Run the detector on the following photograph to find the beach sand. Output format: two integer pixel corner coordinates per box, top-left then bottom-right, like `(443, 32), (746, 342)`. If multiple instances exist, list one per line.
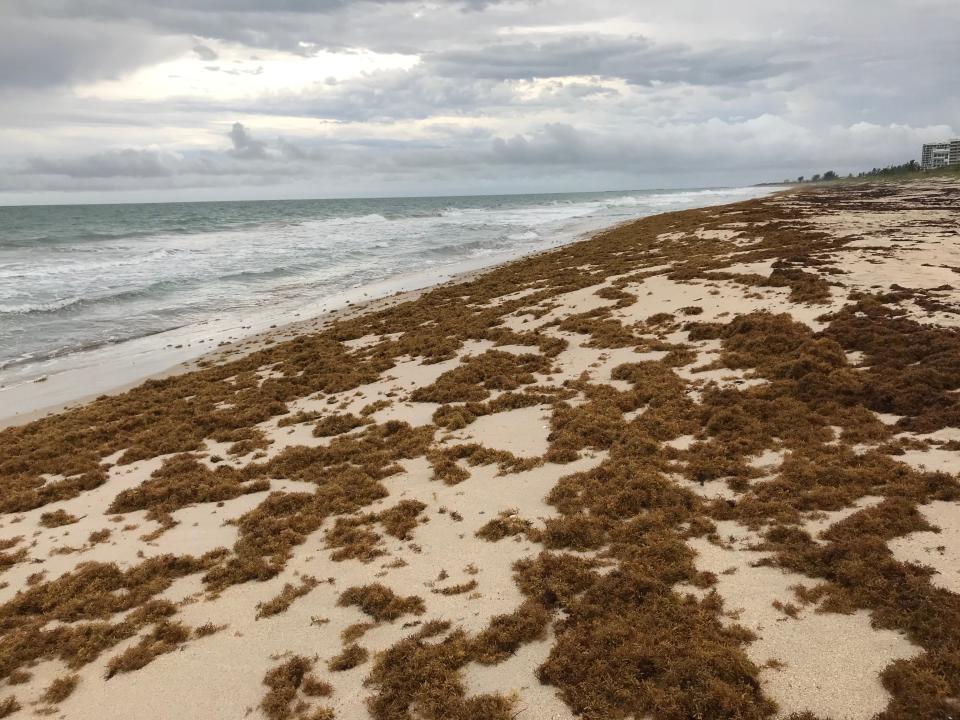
(1, 178), (959, 719)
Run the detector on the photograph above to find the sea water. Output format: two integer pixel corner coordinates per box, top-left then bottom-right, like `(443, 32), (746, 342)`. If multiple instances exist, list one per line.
(0, 186), (778, 401)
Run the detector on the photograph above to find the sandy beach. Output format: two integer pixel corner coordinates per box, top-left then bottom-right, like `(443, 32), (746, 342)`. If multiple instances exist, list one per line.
(1, 178), (959, 720)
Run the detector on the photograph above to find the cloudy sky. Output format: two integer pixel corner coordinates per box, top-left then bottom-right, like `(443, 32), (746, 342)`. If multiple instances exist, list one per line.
(1, 0), (958, 204)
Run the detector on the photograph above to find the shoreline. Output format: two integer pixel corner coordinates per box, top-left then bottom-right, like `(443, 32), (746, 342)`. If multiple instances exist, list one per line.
(0, 273), (435, 429)
(0, 186), (784, 428)
(0, 232), (582, 429)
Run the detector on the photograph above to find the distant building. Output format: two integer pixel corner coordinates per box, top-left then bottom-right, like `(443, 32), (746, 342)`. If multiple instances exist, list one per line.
(921, 139), (960, 170)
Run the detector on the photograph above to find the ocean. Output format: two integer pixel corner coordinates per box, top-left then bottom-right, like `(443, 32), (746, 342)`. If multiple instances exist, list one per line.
(0, 186), (777, 401)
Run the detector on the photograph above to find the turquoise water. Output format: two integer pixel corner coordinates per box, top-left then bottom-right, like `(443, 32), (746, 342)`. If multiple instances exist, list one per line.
(0, 187), (772, 376)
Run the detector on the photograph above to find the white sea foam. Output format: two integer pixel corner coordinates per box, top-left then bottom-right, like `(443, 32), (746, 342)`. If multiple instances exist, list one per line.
(507, 231), (540, 241)
(0, 297), (84, 315)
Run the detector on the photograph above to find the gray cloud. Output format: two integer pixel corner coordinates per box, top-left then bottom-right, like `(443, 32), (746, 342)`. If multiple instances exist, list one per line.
(0, 15), (185, 89)
(14, 136), (305, 192)
(228, 122), (268, 159)
(192, 43), (218, 61)
(278, 137), (324, 161)
(10, 0), (514, 55)
(430, 35), (803, 87)
(1, 0), (958, 203)
(26, 148), (186, 178)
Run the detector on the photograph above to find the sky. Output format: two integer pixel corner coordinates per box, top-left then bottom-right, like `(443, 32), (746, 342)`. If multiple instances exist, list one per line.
(1, 0), (958, 205)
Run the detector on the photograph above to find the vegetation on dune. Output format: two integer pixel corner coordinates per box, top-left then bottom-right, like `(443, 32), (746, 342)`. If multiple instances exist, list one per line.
(792, 160), (960, 184)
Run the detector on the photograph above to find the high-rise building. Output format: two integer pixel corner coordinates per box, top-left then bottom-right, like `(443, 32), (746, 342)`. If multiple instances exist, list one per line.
(921, 139), (960, 170)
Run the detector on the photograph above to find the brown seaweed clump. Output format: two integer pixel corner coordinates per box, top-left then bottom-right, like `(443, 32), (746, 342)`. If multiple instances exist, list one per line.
(41, 674), (79, 704)
(108, 453), (270, 521)
(365, 621), (515, 720)
(377, 500), (427, 540)
(105, 620), (192, 678)
(312, 413), (365, 437)
(262, 655), (334, 720)
(337, 584), (425, 622)
(410, 350), (552, 403)
(324, 499), (428, 561)
(328, 643), (369, 672)
(475, 510), (536, 542)
(0, 554), (222, 681)
(0, 696), (20, 718)
(257, 576), (320, 619)
(38, 509), (78, 528)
